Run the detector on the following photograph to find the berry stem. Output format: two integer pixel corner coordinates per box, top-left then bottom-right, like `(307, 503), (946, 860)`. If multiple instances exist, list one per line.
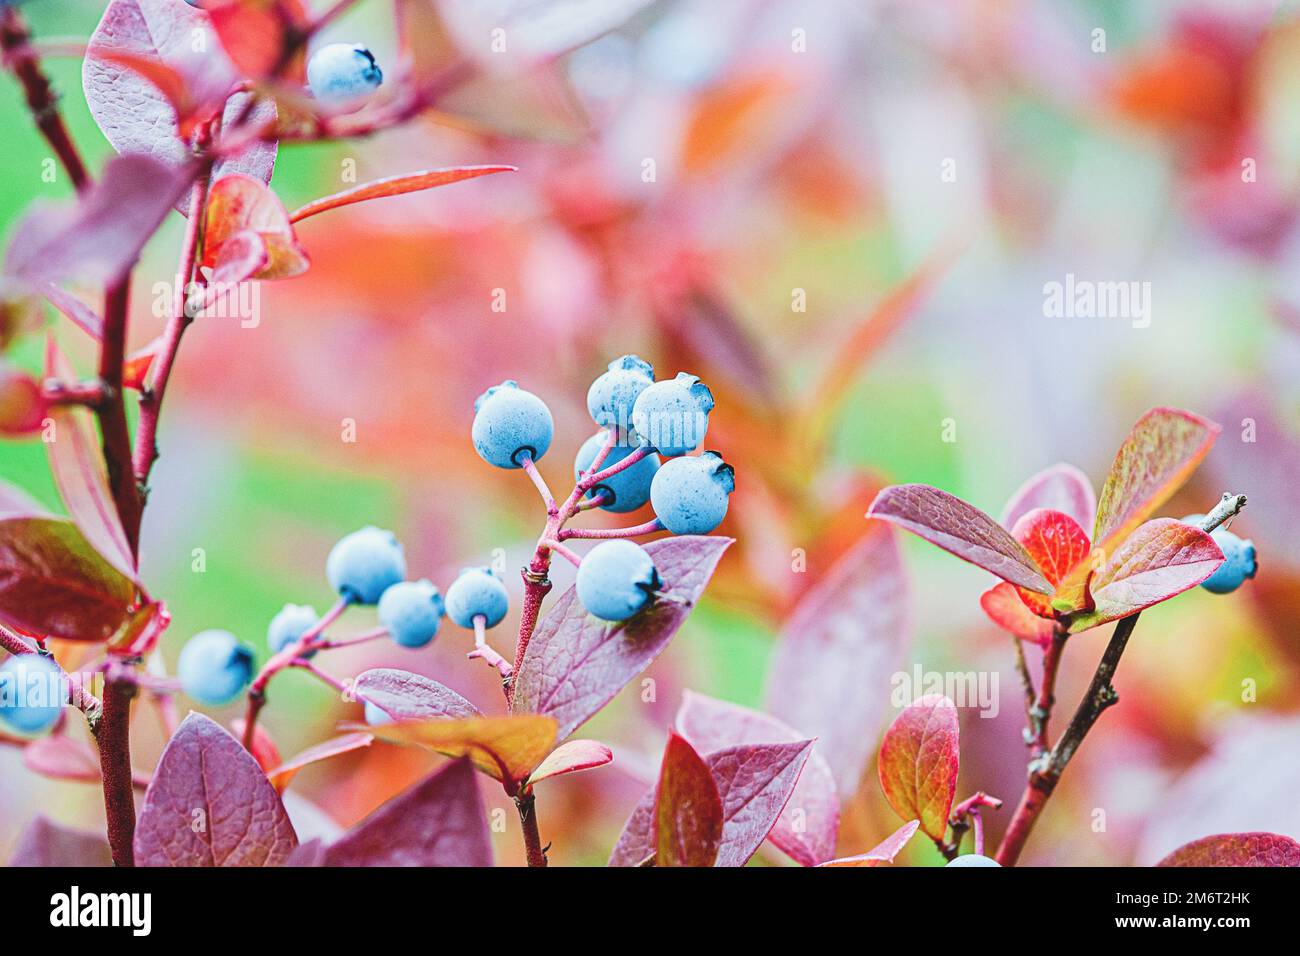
(578, 445), (653, 492)
(519, 456), (557, 516)
(541, 539), (582, 567)
(290, 658), (350, 695)
(312, 626), (388, 650)
(468, 614), (513, 682)
(574, 491), (611, 512)
(559, 518), (664, 541)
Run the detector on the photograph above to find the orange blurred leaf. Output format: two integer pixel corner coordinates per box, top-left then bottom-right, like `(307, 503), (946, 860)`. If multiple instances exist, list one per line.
(267, 732), (373, 793)
(355, 714), (557, 791)
(289, 165), (516, 223)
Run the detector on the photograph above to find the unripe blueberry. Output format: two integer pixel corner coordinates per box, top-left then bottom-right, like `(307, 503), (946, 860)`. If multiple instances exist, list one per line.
(364, 701), (393, 726)
(574, 429), (661, 513)
(575, 540), (660, 622)
(587, 355), (655, 435)
(445, 567), (510, 629)
(267, 603), (319, 654)
(1181, 515), (1258, 595)
(472, 381), (554, 469)
(178, 630), (254, 706)
(0, 655), (66, 736)
(630, 372), (714, 457)
(946, 854), (1001, 867)
(650, 451), (734, 534)
(307, 43), (383, 107)
(326, 526), (406, 604)
(378, 579), (445, 648)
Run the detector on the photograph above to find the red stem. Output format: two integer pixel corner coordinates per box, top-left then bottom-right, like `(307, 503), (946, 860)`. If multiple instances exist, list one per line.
(516, 792), (548, 868)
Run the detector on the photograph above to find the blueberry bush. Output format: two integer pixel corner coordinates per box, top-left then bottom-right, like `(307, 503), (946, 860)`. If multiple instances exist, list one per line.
(0, 0), (1293, 871)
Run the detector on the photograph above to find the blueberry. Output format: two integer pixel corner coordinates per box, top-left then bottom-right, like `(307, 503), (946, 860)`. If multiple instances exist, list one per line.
(307, 43), (383, 107)
(650, 450), (734, 534)
(178, 630), (254, 706)
(574, 429), (661, 513)
(267, 603), (320, 655)
(0, 655), (66, 736)
(445, 567), (510, 628)
(587, 355), (655, 436)
(378, 579), (445, 648)
(364, 701), (393, 726)
(946, 854), (1001, 867)
(326, 526), (406, 604)
(575, 540), (660, 622)
(1201, 529), (1257, 595)
(472, 381), (554, 469)
(630, 372), (713, 457)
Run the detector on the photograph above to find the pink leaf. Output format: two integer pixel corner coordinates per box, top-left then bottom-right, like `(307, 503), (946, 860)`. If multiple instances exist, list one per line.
(322, 759), (492, 867)
(655, 732), (723, 867)
(1001, 463), (1096, 533)
(0, 478), (46, 517)
(868, 484), (1052, 593)
(1157, 832), (1300, 867)
(352, 668), (480, 721)
(764, 526), (910, 795)
(1068, 518), (1224, 633)
(819, 820), (921, 867)
(23, 735), (101, 783)
(289, 166), (518, 223)
(9, 816), (113, 867)
(512, 536), (732, 740)
(134, 712), (298, 866)
(40, 284), (103, 340)
(526, 739), (613, 786)
(268, 733), (374, 793)
(877, 695), (960, 842)
(979, 583), (1056, 645)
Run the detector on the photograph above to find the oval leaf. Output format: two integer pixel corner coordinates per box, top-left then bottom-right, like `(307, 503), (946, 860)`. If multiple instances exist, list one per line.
(134, 712), (298, 866)
(23, 735), (101, 783)
(655, 732), (723, 868)
(512, 536), (732, 740)
(526, 739), (613, 787)
(358, 714), (557, 789)
(1157, 832), (1300, 867)
(1001, 463), (1096, 533)
(352, 668), (480, 720)
(979, 583), (1055, 645)
(819, 819), (921, 867)
(289, 165), (517, 223)
(9, 816), (113, 867)
(878, 694), (960, 842)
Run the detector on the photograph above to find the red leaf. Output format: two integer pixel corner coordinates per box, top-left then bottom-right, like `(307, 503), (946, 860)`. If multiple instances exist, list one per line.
(525, 739), (613, 787)
(106, 600), (170, 656)
(1067, 518), (1224, 633)
(268, 733), (374, 793)
(352, 668), (480, 721)
(1000, 463), (1096, 533)
(0, 516), (136, 642)
(655, 732), (723, 867)
(0, 363), (45, 436)
(9, 816), (113, 867)
(229, 717), (281, 774)
(1011, 509), (1092, 588)
(44, 338), (137, 582)
(868, 484), (1052, 593)
(512, 536), (732, 740)
(134, 712), (298, 866)
(1157, 832), (1300, 867)
(819, 820), (921, 867)
(202, 175), (308, 279)
(979, 583), (1055, 645)
(123, 336), (164, 391)
(359, 714), (557, 789)
(322, 759), (492, 867)
(23, 735), (101, 783)
(289, 166), (517, 223)
(877, 694), (960, 842)
(765, 526), (910, 796)
(203, 0), (310, 83)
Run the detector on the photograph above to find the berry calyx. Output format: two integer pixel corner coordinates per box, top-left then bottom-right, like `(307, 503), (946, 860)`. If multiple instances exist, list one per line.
(472, 380), (555, 469)
(587, 354), (655, 436)
(650, 450), (734, 534)
(575, 539), (660, 622)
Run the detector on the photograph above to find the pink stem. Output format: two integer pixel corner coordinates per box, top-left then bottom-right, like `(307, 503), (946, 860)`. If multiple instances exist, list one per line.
(313, 627), (388, 650)
(467, 614), (513, 684)
(560, 518), (664, 541)
(520, 456), (557, 515)
(542, 539), (582, 567)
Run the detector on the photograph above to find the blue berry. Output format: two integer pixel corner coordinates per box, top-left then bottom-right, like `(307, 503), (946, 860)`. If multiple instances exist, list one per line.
(630, 372), (714, 457)
(178, 630), (254, 706)
(364, 701), (393, 726)
(307, 43), (383, 106)
(472, 381), (554, 469)
(575, 540), (660, 622)
(445, 567), (510, 629)
(574, 430), (661, 513)
(267, 603), (320, 654)
(0, 655), (66, 736)
(650, 451), (734, 534)
(946, 854), (1001, 867)
(326, 526), (406, 604)
(1201, 529), (1257, 594)
(378, 579), (445, 648)
(587, 355), (655, 434)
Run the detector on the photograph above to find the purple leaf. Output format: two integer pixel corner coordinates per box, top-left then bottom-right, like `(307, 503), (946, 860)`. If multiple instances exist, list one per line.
(5, 155), (192, 286)
(281, 839), (327, 867)
(1157, 832), (1300, 867)
(134, 712), (298, 866)
(322, 759), (492, 867)
(1000, 463), (1096, 533)
(654, 732), (723, 867)
(9, 816), (113, 867)
(676, 691), (840, 866)
(40, 285), (103, 340)
(819, 819), (921, 867)
(512, 535), (732, 740)
(526, 739), (613, 786)
(764, 527), (911, 796)
(868, 484), (1052, 593)
(352, 668), (480, 720)
(23, 735), (101, 783)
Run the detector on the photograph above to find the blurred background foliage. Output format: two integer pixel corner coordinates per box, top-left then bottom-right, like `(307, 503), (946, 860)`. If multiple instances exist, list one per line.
(2, 0), (1299, 866)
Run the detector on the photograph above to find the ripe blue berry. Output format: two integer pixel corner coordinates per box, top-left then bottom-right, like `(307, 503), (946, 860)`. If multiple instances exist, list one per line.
(267, 603), (319, 654)
(307, 43), (383, 106)
(1201, 529), (1257, 594)
(0, 655), (66, 736)
(378, 579), (445, 648)
(178, 630), (254, 706)
(472, 381), (554, 469)
(326, 526), (406, 604)
(575, 540), (660, 622)
(587, 355), (655, 434)
(574, 429), (661, 513)
(946, 854), (1001, 867)
(630, 372), (714, 457)
(650, 451), (734, 534)
(445, 567), (510, 629)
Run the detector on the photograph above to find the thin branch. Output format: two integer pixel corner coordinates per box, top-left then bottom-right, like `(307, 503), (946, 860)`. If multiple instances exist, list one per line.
(560, 518), (664, 541)
(520, 456), (557, 516)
